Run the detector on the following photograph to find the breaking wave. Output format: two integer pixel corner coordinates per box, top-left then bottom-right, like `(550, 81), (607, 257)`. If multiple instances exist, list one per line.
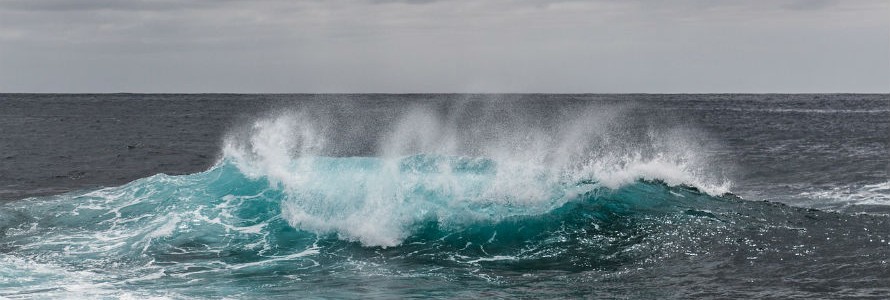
(0, 103), (742, 298)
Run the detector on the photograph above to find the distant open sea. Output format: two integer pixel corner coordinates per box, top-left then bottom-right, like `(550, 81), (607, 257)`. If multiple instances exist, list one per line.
(1, 94), (888, 298)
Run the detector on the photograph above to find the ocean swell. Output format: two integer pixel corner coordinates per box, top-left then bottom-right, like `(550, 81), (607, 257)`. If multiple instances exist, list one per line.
(220, 106), (730, 246)
(0, 104), (742, 298)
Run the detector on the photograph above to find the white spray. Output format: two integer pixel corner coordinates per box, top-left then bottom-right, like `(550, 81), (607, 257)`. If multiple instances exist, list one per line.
(222, 101), (731, 246)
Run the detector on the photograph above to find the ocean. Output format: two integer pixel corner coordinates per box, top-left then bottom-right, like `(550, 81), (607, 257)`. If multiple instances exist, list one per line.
(0, 94), (888, 298)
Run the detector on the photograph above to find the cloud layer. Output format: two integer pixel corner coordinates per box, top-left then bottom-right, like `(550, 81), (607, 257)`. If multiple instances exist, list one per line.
(0, 0), (887, 92)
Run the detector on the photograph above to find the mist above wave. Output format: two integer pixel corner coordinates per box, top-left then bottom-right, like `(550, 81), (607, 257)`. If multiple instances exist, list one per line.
(221, 102), (730, 246)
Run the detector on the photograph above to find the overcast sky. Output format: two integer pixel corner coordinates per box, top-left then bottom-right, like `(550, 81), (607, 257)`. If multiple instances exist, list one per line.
(0, 0), (887, 93)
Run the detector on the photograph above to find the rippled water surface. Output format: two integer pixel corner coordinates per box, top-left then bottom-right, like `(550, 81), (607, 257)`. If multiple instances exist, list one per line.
(0, 94), (888, 298)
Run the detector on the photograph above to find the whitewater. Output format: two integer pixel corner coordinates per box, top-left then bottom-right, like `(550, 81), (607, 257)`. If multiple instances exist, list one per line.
(0, 94), (888, 298)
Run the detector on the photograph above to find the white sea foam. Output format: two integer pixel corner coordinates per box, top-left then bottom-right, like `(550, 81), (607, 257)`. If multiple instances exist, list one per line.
(799, 181), (890, 207)
(0, 254), (155, 299)
(222, 103), (731, 246)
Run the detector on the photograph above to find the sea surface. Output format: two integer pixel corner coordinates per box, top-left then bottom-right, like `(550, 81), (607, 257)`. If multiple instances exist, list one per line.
(0, 94), (888, 298)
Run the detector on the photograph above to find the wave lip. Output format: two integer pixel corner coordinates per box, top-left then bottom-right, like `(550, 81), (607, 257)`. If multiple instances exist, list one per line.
(218, 106), (731, 246)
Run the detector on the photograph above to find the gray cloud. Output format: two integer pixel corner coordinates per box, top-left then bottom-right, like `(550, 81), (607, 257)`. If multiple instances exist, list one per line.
(782, 0), (838, 11)
(0, 0), (887, 92)
(0, 0), (229, 11)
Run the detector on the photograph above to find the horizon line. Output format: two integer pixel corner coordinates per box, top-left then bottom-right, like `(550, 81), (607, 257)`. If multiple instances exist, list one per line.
(2, 92), (888, 95)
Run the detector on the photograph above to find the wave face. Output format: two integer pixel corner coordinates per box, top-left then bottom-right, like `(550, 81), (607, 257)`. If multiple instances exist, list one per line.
(0, 158), (739, 298)
(219, 107), (728, 247)
(2, 103), (887, 298)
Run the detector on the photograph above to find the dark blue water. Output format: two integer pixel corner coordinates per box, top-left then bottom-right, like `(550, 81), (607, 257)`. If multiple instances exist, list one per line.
(0, 94), (888, 298)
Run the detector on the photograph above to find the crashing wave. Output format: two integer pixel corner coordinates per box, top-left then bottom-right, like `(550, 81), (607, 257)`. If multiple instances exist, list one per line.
(0, 103), (742, 297)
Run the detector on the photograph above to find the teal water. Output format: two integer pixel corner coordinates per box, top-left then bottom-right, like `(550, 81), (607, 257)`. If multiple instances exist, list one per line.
(0, 155), (736, 298)
(3, 155), (887, 298)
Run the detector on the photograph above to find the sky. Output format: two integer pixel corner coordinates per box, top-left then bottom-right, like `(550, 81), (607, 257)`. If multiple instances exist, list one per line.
(0, 0), (887, 93)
